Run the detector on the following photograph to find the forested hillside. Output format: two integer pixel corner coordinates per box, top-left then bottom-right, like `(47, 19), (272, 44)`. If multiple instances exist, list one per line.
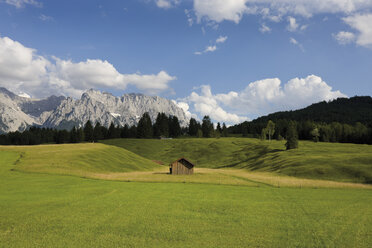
(230, 96), (372, 144)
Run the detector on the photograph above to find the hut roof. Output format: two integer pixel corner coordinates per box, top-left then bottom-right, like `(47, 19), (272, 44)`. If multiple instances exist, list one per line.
(171, 157), (195, 168)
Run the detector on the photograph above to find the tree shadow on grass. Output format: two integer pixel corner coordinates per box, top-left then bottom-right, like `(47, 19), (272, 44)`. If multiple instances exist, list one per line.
(217, 145), (286, 171)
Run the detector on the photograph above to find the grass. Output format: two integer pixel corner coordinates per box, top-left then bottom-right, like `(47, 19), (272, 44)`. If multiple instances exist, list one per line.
(103, 138), (372, 184)
(0, 150), (371, 247)
(1, 141), (371, 189)
(0, 143), (161, 178)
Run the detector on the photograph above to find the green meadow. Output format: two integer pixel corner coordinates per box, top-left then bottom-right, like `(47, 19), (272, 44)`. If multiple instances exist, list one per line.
(1, 138), (372, 247)
(103, 138), (372, 184)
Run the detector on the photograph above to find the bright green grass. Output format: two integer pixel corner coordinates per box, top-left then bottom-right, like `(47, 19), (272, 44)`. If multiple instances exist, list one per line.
(102, 138), (372, 184)
(0, 143), (160, 177)
(0, 150), (371, 247)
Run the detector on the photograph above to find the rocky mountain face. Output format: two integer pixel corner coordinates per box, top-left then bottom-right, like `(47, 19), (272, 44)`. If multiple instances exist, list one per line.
(0, 88), (188, 133)
(0, 87), (66, 133)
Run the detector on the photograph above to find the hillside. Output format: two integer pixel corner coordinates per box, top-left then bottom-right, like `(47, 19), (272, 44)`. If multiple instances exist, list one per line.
(0, 143), (161, 177)
(102, 138), (372, 184)
(252, 96), (372, 125)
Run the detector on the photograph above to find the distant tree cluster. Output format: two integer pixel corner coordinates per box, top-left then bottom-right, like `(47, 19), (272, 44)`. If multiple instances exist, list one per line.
(0, 113), (229, 146)
(188, 116), (228, 138)
(230, 119), (372, 145)
(228, 96), (372, 145)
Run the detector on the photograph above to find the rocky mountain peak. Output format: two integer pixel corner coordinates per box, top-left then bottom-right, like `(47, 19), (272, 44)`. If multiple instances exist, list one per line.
(0, 87), (189, 133)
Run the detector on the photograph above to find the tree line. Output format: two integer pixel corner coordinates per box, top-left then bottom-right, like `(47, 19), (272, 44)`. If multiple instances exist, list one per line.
(0, 113), (228, 146)
(230, 119), (372, 145)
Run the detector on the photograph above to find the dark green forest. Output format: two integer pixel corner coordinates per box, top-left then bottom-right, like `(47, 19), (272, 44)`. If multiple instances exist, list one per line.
(229, 96), (372, 144)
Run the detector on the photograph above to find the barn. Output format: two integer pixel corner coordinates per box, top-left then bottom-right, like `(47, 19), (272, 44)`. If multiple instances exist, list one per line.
(169, 158), (195, 175)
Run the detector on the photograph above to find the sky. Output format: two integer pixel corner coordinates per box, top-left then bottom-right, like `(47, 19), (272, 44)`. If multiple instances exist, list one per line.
(0, 0), (372, 124)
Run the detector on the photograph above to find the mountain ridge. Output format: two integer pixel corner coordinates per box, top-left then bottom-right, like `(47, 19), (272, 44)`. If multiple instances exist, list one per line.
(0, 88), (188, 133)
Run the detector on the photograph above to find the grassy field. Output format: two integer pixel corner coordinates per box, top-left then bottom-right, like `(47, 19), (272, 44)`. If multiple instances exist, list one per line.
(0, 149), (371, 247)
(0, 139), (371, 247)
(103, 138), (372, 184)
(0, 143), (161, 178)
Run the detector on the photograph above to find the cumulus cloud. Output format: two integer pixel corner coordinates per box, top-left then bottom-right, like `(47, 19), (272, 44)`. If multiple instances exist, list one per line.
(184, 85), (248, 124)
(334, 31), (356, 45)
(287, 16), (299, 32)
(0, 36), (176, 98)
(194, 0), (252, 24)
(193, 0), (372, 23)
(155, 0), (179, 9)
(3, 0), (41, 8)
(172, 100), (195, 119)
(342, 13), (372, 48)
(184, 75), (346, 124)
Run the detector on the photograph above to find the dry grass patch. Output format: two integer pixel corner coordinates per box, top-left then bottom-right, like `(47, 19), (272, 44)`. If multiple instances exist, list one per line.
(78, 167), (372, 189)
(86, 167), (259, 187)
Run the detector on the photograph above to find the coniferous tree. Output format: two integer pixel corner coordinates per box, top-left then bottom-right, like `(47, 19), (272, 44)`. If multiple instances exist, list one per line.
(196, 129), (203, 138)
(77, 127), (84, 142)
(169, 116), (181, 137)
(129, 125), (137, 138)
(121, 124), (129, 138)
(108, 122), (119, 139)
(188, 118), (200, 136)
(137, 112), (153, 138)
(69, 126), (78, 143)
(222, 123), (228, 137)
(201, 116), (214, 138)
(285, 122), (299, 150)
(216, 122), (222, 134)
(93, 122), (104, 142)
(154, 113), (169, 137)
(84, 120), (94, 142)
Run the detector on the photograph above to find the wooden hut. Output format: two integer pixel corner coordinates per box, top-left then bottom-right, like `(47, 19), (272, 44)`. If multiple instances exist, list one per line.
(169, 157), (195, 175)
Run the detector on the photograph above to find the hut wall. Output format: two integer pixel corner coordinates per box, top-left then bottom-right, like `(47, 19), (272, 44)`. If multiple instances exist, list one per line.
(171, 161), (193, 175)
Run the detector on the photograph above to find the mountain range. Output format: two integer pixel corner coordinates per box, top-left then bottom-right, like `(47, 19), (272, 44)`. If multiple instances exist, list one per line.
(0, 87), (188, 134)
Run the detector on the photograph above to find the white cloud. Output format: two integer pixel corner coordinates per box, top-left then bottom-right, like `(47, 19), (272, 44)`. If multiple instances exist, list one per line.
(289, 37), (298, 45)
(216, 36), (228, 43)
(0, 36), (176, 98)
(185, 75), (346, 124)
(205, 45), (217, 52)
(195, 45), (217, 55)
(185, 9), (194, 26)
(287, 16), (299, 32)
(195, 36), (227, 55)
(155, 0), (179, 9)
(193, 0), (372, 24)
(289, 37), (304, 51)
(185, 85), (248, 124)
(334, 31), (356, 44)
(343, 13), (372, 48)
(4, 0), (41, 8)
(194, 0), (252, 24)
(259, 23), (271, 33)
(39, 14), (53, 21)
(172, 100), (195, 119)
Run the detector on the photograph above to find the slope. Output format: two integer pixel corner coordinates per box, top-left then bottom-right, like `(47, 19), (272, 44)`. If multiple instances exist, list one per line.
(102, 138), (372, 184)
(0, 143), (161, 178)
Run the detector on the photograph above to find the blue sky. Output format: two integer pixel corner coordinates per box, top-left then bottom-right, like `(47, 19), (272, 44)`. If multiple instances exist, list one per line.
(0, 0), (372, 123)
